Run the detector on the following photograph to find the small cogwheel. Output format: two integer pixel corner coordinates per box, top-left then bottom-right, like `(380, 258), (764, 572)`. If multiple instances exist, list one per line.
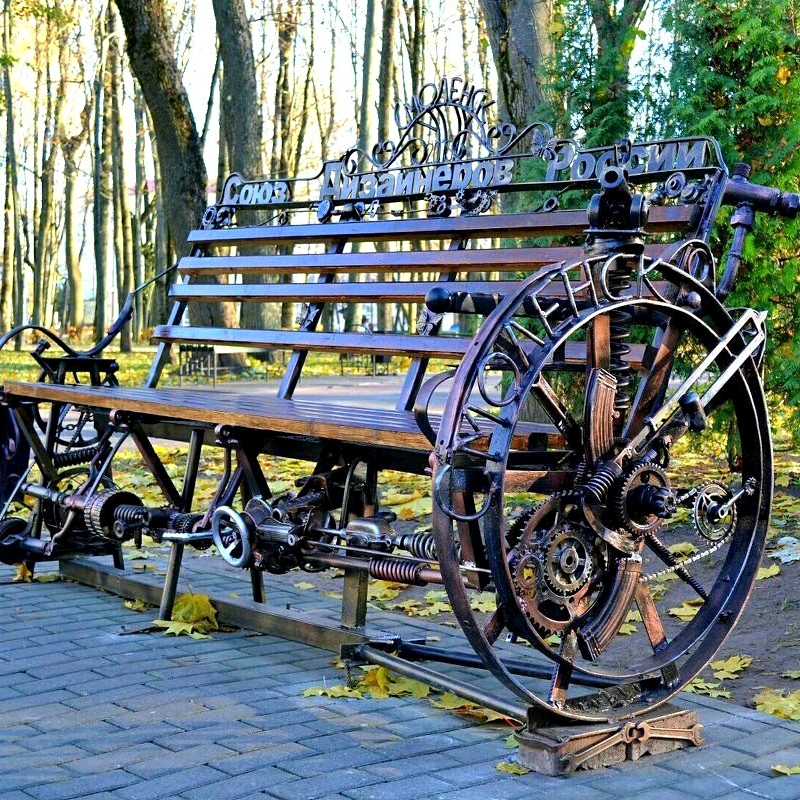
(614, 461), (674, 536)
(692, 482), (736, 542)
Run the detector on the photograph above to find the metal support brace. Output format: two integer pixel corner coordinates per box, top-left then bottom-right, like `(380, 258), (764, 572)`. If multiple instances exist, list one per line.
(341, 568), (369, 629)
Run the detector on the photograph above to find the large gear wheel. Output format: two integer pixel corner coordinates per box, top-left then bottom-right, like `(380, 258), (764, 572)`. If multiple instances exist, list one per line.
(84, 490), (143, 539)
(510, 495), (606, 638)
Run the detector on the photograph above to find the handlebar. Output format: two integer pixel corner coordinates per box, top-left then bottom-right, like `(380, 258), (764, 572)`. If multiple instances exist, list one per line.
(722, 163), (800, 218)
(717, 164), (799, 299)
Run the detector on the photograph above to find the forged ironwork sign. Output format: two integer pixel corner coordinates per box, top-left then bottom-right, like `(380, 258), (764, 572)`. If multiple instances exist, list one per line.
(215, 75), (725, 218)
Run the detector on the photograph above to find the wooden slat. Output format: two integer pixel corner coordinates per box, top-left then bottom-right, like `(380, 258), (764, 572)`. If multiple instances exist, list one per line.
(153, 327), (473, 359)
(177, 246), (587, 276)
(169, 281), (520, 304)
(152, 326), (647, 369)
(186, 205), (696, 249)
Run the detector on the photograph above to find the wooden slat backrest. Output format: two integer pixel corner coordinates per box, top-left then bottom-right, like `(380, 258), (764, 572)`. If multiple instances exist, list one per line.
(148, 108), (729, 416)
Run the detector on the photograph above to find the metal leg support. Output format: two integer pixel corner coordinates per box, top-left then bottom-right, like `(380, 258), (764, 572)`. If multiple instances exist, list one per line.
(341, 568), (368, 629)
(159, 541), (184, 620)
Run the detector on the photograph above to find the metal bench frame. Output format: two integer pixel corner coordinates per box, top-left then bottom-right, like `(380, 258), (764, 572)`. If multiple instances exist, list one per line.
(2, 76), (798, 729)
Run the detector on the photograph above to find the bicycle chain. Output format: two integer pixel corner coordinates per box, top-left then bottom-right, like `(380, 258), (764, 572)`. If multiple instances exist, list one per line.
(639, 529), (733, 583)
(640, 479), (736, 583)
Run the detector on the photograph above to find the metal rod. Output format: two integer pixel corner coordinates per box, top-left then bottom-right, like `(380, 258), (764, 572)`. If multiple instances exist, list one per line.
(358, 644), (528, 722)
(396, 642), (620, 688)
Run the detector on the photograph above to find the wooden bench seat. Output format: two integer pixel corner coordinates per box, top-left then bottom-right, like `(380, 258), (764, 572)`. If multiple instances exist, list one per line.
(4, 380), (562, 454)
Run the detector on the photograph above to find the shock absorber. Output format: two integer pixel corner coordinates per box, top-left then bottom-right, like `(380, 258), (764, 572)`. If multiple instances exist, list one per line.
(607, 263), (634, 423)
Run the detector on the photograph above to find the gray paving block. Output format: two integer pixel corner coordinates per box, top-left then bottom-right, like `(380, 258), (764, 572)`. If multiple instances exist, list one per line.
(69, 722), (185, 754)
(211, 723), (322, 753)
(728, 730), (800, 758)
(742, 747), (800, 777)
(208, 742), (317, 775)
(0, 744), (88, 772)
(0, 765), (75, 794)
(114, 765), (229, 800)
(266, 768), (377, 800)
(151, 721), (262, 752)
(177, 766), (294, 800)
(593, 763), (682, 793)
(343, 774), (456, 800)
(657, 765), (768, 797)
(745, 776), (800, 799)
(60, 742), (170, 776)
(364, 732), (463, 760)
(281, 745), (387, 778)
(362, 752), (464, 780)
(172, 703), (264, 730)
(24, 768), (138, 800)
(123, 743), (239, 779)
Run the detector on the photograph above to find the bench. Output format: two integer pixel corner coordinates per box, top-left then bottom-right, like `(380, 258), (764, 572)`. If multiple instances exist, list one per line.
(2, 77), (798, 729)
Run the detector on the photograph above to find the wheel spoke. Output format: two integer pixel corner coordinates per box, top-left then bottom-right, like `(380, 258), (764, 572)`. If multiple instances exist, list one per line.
(623, 321), (682, 439)
(587, 313), (611, 373)
(549, 631), (578, 708)
(635, 583), (680, 686)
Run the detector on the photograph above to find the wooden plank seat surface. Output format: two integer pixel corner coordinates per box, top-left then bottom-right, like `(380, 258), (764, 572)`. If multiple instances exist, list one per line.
(3, 380), (559, 452)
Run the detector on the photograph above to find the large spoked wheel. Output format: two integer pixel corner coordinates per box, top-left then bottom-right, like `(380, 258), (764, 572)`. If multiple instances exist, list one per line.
(432, 252), (771, 723)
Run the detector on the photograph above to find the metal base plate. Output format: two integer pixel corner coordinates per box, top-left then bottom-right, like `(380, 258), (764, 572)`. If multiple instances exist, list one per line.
(515, 703), (703, 776)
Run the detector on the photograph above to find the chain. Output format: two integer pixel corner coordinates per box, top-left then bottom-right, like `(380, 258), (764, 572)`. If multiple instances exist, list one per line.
(640, 478), (739, 583)
(639, 529), (733, 583)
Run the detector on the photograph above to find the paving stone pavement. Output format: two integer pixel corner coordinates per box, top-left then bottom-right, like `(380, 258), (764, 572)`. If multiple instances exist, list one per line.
(2, 555), (800, 800)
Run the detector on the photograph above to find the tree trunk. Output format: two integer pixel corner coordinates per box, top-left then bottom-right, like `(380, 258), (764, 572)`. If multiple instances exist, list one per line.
(212, 0), (262, 175)
(2, 0), (22, 335)
(113, 0), (234, 333)
(93, 19), (112, 340)
(584, 0), (647, 144)
(112, 0), (206, 248)
(478, 0), (553, 127)
(110, 10), (134, 351)
(213, 0), (269, 344)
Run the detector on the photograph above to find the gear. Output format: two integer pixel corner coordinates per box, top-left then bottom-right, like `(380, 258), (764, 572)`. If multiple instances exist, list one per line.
(173, 512), (211, 550)
(509, 494), (606, 638)
(692, 481), (736, 541)
(84, 490), (143, 539)
(614, 461), (674, 537)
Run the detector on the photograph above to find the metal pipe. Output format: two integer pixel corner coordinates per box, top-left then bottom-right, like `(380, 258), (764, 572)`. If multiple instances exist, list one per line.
(357, 644), (528, 722)
(396, 642), (620, 689)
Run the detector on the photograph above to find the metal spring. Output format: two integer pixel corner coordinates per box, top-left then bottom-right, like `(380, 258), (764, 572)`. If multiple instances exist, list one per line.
(52, 445), (101, 468)
(113, 504), (148, 523)
(368, 557), (426, 586)
(607, 266), (633, 420)
(395, 532), (438, 561)
(583, 462), (623, 505)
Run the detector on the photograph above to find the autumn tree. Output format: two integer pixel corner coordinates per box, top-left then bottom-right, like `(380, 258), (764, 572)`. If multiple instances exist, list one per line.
(113, 0), (237, 337)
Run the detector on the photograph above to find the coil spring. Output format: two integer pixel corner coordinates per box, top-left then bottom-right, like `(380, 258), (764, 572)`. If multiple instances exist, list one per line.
(52, 445), (101, 469)
(368, 557), (426, 586)
(583, 461), (623, 505)
(607, 265), (633, 420)
(113, 504), (148, 523)
(395, 532), (438, 561)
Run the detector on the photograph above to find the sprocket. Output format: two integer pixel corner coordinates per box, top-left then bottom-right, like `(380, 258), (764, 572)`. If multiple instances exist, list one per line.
(509, 494), (606, 637)
(613, 461), (675, 537)
(692, 481), (736, 542)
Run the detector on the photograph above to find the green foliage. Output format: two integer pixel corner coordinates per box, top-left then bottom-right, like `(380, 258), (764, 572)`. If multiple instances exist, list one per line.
(664, 0), (800, 440)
